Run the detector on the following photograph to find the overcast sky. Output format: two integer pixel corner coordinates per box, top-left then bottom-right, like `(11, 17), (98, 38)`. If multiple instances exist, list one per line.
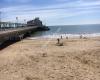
(0, 0), (100, 25)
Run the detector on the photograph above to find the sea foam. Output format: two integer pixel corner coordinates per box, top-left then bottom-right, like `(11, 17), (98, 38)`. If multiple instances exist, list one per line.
(29, 33), (100, 39)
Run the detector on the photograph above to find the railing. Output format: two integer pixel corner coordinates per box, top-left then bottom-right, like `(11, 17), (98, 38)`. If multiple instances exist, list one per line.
(0, 26), (38, 34)
(0, 26), (26, 31)
(0, 22), (40, 32)
(0, 22), (27, 31)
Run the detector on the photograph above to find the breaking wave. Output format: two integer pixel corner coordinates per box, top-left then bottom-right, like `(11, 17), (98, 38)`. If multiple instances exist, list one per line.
(29, 33), (100, 39)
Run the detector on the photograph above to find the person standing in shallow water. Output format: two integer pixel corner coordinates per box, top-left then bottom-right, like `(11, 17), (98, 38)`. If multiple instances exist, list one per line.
(80, 35), (83, 39)
(61, 36), (63, 39)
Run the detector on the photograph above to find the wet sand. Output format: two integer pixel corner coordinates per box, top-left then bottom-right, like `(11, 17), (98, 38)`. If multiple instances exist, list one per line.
(0, 38), (100, 80)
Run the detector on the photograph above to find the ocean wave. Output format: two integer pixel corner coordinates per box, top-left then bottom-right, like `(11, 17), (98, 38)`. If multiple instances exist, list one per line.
(29, 33), (100, 39)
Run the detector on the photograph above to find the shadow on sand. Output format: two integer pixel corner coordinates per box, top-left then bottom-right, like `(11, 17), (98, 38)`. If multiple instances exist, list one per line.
(0, 40), (20, 50)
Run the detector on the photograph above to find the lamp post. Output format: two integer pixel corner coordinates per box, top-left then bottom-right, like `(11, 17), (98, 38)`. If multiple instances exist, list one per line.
(0, 11), (1, 28)
(16, 17), (18, 28)
(24, 19), (26, 27)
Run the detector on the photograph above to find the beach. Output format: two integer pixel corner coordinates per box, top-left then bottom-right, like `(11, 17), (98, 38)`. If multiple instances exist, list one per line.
(0, 37), (100, 80)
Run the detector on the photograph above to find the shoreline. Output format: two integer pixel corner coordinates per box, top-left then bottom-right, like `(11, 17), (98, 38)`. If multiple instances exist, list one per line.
(29, 35), (100, 40)
(30, 32), (100, 39)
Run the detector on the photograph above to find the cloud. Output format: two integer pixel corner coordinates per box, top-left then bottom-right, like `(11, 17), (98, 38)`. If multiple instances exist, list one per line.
(4, 0), (32, 3)
(1, 0), (100, 25)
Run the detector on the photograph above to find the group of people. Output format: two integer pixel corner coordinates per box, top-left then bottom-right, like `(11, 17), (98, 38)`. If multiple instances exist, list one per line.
(56, 35), (87, 46)
(56, 36), (66, 46)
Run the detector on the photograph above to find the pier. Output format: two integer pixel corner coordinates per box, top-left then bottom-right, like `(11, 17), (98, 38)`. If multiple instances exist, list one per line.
(0, 18), (50, 47)
(0, 25), (38, 45)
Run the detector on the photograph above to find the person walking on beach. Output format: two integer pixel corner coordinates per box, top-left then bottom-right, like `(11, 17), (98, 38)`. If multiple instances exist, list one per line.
(80, 35), (83, 39)
(66, 36), (68, 39)
(57, 38), (60, 44)
(56, 38), (64, 46)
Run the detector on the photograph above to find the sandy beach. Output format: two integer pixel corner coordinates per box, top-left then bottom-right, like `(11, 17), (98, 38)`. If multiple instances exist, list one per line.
(0, 37), (100, 80)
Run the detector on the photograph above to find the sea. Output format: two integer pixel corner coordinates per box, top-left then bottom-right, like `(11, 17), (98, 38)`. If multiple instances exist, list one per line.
(30, 24), (100, 39)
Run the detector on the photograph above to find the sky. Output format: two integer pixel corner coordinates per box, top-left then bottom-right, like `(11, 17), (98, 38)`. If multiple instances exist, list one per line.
(0, 0), (100, 25)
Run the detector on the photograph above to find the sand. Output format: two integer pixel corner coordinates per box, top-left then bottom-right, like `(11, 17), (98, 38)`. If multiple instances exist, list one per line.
(0, 38), (100, 80)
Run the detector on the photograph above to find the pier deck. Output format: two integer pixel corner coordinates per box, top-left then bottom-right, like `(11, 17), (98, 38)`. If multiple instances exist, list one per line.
(0, 26), (38, 45)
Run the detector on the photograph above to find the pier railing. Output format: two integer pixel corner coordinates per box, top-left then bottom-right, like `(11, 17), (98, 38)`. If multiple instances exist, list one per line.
(0, 22), (26, 31)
